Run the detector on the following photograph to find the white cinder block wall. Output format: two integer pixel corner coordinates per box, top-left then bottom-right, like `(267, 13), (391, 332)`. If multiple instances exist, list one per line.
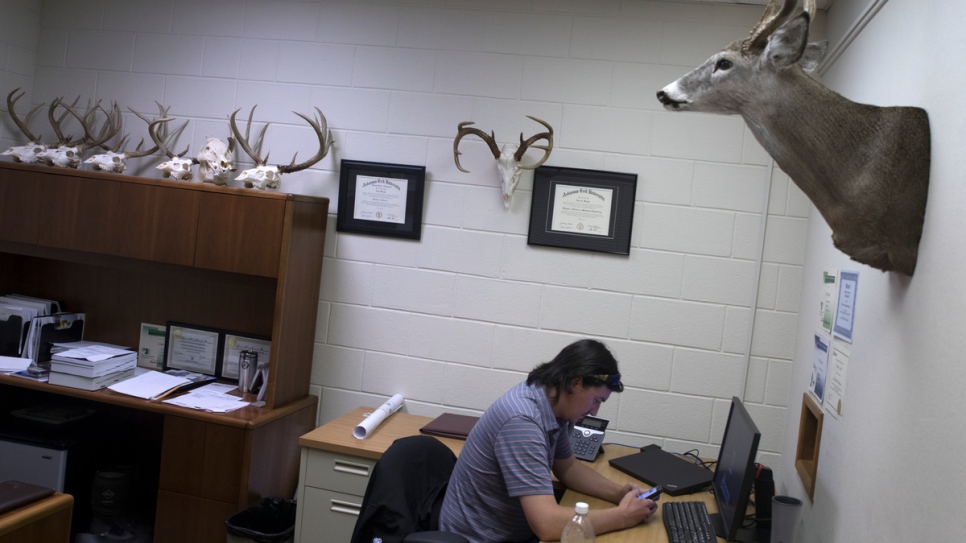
(0, 0), (40, 139)
(0, 0), (823, 484)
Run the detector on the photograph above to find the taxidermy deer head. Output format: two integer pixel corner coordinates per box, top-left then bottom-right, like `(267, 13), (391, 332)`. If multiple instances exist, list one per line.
(453, 116), (554, 209)
(657, 0), (930, 276)
(3, 89), (47, 164)
(229, 105), (333, 190)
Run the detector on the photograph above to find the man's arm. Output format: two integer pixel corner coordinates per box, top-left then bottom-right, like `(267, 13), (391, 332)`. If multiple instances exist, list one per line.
(517, 457), (656, 541)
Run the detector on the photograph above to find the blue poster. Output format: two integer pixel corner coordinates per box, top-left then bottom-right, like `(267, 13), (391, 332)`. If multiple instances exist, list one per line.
(833, 270), (859, 343)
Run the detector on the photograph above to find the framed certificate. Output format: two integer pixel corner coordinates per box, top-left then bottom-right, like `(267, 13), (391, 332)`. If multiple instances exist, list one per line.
(219, 332), (271, 381)
(162, 322), (222, 377)
(528, 166), (637, 254)
(336, 160), (426, 240)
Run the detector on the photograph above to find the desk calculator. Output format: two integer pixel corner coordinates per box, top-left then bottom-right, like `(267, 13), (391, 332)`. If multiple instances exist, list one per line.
(571, 415), (608, 461)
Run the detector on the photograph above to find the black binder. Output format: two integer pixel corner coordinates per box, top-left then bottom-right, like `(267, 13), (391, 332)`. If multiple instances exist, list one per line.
(0, 314), (25, 357)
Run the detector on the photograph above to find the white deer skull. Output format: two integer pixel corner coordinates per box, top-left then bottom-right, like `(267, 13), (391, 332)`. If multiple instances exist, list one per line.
(157, 156), (195, 180)
(84, 151), (126, 173)
(196, 137), (235, 185)
(453, 116), (554, 209)
(229, 105), (333, 191)
(145, 117), (198, 181)
(39, 145), (82, 168)
(42, 98), (122, 169)
(3, 89), (47, 164)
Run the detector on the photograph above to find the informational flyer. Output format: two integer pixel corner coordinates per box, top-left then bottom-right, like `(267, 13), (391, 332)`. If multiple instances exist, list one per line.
(353, 175), (408, 224)
(809, 332), (830, 403)
(551, 184), (613, 237)
(833, 270), (859, 343)
(825, 342), (851, 419)
(819, 269), (838, 334)
(138, 323), (167, 370)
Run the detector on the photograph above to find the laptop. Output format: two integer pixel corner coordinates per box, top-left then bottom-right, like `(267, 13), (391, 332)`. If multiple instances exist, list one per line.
(608, 444), (713, 496)
(0, 480), (55, 515)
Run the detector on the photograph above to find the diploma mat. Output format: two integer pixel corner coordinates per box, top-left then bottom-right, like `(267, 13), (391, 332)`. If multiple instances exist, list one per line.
(0, 480), (55, 515)
(608, 444), (712, 496)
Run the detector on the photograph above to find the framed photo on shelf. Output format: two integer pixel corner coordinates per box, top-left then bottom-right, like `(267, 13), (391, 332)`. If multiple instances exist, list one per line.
(162, 322), (222, 377)
(336, 159), (426, 240)
(219, 332), (271, 381)
(527, 166), (638, 255)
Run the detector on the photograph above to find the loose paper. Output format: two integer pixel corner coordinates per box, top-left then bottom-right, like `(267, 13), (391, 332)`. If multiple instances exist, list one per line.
(108, 370), (189, 400)
(353, 394), (404, 439)
(809, 332), (830, 403)
(825, 343), (851, 419)
(833, 270), (859, 343)
(819, 269), (838, 334)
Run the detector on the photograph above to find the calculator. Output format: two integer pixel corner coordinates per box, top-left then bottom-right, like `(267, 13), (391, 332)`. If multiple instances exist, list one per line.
(571, 415), (609, 461)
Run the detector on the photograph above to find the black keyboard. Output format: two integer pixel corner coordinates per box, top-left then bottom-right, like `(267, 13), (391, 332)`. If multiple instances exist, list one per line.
(662, 501), (716, 543)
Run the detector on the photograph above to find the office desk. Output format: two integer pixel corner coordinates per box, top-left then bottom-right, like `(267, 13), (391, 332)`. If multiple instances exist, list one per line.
(0, 492), (73, 543)
(294, 407), (466, 543)
(553, 445), (717, 543)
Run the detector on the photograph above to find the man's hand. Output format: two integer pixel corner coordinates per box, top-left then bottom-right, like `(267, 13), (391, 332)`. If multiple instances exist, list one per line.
(616, 489), (658, 526)
(614, 482), (642, 504)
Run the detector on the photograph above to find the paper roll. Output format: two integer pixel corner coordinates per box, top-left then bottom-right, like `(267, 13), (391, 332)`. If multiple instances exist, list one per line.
(353, 394), (405, 439)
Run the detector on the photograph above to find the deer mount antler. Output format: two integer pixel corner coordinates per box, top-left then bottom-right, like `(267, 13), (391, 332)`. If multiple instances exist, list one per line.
(2, 89), (46, 164)
(453, 116), (554, 209)
(83, 103), (170, 174)
(145, 115), (196, 181)
(40, 97), (121, 168)
(229, 105), (334, 190)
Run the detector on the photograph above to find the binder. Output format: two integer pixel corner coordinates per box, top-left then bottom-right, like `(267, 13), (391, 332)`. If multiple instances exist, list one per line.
(419, 413), (480, 440)
(25, 313), (85, 364)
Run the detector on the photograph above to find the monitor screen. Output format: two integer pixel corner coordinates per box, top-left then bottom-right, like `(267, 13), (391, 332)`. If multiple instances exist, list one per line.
(711, 397), (762, 542)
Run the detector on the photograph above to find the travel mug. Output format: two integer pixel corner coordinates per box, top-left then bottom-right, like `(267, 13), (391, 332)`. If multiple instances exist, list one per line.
(238, 350), (258, 392)
(770, 496), (803, 543)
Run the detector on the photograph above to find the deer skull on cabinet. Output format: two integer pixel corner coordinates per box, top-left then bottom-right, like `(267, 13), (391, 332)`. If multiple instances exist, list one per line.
(2, 89), (48, 164)
(453, 116), (554, 209)
(196, 136), (236, 185)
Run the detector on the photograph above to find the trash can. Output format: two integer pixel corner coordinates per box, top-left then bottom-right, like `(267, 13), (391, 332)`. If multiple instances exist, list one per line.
(225, 497), (297, 543)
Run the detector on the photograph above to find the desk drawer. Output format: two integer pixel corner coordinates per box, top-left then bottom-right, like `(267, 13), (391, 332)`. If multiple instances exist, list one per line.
(304, 450), (376, 496)
(299, 487), (363, 543)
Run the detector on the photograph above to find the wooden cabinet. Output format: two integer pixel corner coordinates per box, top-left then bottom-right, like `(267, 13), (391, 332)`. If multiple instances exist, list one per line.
(0, 161), (329, 542)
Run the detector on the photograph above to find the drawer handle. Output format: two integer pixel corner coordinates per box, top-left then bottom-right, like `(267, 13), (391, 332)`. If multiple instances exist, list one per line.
(333, 460), (370, 477)
(330, 499), (361, 516)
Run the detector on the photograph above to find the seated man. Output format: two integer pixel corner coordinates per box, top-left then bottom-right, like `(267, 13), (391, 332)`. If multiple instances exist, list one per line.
(439, 339), (657, 543)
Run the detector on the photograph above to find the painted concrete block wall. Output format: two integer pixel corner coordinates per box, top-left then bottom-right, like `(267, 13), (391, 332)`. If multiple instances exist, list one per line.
(0, 0), (40, 143)
(0, 0), (819, 481)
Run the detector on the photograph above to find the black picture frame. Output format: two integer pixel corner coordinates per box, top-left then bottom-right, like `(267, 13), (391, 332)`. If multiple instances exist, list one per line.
(528, 166), (638, 255)
(162, 322), (223, 377)
(336, 160), (426, 240)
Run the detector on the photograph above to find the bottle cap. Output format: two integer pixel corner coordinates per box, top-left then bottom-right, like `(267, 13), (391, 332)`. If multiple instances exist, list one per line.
(575, 502), (589, 515)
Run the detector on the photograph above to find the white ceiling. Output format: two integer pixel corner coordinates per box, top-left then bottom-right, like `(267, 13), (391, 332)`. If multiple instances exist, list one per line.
(660, 0), (835, 9)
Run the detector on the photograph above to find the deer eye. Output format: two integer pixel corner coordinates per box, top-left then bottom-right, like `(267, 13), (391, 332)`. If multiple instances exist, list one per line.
(714, 58), (733, 72)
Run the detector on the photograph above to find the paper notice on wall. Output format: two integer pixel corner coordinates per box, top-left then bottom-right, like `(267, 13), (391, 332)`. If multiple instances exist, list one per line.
(809, 332), (830, 404)
(819, 269), (838, 334)
(825, 342), (851, 419)
(353, 394), (405, 439)
(833, 270), (859, 343)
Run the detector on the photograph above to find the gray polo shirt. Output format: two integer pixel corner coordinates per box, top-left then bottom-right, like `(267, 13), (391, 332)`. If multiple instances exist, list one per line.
(439, 382), (573, 543)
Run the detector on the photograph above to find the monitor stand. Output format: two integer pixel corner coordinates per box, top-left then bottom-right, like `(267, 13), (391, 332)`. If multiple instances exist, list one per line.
(708, 513), (770, 543)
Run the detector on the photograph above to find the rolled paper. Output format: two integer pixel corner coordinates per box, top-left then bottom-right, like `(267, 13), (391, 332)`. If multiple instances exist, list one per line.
(353, 394), (405, 439)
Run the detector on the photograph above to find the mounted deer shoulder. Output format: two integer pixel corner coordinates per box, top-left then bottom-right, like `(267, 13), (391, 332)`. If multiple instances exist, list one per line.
(657, 0), (930, 276)
(453, 116), (554, 209)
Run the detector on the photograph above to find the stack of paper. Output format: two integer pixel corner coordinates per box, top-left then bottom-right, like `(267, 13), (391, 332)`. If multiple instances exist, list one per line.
(48, 343), (137, 391)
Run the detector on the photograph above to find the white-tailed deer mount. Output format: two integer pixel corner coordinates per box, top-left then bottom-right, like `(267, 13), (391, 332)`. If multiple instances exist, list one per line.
(83, 103), (168, 173)
(657, 0), (930, 276)
(229, 105), (333, 190)
(453, 116), (554, 209)
(196, 136), (236, 185)
(3, 89), (47, 164)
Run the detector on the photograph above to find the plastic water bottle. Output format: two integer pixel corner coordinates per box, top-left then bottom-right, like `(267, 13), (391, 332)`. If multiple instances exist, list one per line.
(561, 502), (595, 543)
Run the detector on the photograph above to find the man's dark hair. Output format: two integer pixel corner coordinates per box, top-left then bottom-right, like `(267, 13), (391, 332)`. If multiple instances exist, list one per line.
(526, 339), (623, 403)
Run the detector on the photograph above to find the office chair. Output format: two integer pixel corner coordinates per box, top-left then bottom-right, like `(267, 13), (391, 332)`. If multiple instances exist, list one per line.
(350, 435), (470, 543)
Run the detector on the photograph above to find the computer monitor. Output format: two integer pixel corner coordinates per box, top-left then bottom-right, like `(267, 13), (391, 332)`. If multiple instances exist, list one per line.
(709, 397), (762, 543)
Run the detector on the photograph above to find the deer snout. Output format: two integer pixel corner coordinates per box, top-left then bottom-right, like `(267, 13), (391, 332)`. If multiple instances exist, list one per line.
(657, 89), (685, 110)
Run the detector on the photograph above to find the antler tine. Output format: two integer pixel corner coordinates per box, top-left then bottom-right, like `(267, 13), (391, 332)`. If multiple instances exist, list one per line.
(514, 116), (554, 170)
(6, 88), (44, 143)
(147, 118), (189, 159)
(229, 106), (268, 167)
(64, 100), (121, 152)
(803, 0), (816, 20)
(277, 107), (335, 175)
(742, 0), (797, 53)
(124, 103), (171, 158)
(453, 121), (501, 173)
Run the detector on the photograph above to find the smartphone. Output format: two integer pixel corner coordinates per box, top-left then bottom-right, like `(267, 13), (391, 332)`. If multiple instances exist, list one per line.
(637, 485), (662, 500)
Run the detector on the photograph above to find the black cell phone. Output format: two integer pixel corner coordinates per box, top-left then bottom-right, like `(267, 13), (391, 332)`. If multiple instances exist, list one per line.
(638, 485), (662, 500)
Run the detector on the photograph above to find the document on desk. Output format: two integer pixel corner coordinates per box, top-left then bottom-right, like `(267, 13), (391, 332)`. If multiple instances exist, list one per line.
(162, 385), (249, 413)
(0, 355), (31, 374)
(108, 370), (190, 399)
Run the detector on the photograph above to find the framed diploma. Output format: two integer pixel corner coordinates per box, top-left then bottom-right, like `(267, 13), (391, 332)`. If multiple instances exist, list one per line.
(336, 160), (426, 240)
(162, 322), (222, 377)
(528, 166), (637, 254)
(219, 332), (271, 381)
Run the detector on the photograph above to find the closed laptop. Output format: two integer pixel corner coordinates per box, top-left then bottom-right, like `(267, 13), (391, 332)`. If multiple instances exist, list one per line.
(0, 480), (55, 515)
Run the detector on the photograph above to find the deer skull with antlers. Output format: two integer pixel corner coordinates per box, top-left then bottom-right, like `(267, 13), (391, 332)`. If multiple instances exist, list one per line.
(83, 103), (169, 173)
(2, 89), (47, 164)
(40, 98), (121, 169)
(196, 136), (236, 185)
(657, 0), (930, 275)
(145, 115), (197, 181)
(453, 116), (554, 209)
(229, 105), (333, 190)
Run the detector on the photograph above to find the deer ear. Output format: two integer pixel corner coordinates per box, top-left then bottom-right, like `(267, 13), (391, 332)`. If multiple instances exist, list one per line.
(799, 40), (829, 73)
(763, 12), (810, 70)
